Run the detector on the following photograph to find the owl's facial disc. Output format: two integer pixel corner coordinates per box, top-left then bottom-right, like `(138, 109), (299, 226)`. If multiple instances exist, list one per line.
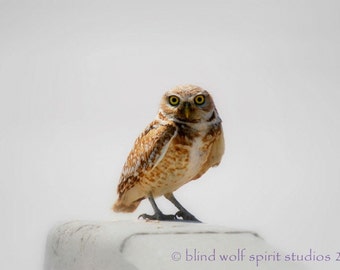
(161, 85), (215, 123)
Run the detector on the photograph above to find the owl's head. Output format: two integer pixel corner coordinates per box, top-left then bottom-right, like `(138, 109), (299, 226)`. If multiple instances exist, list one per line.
(159, 85), (217, 123)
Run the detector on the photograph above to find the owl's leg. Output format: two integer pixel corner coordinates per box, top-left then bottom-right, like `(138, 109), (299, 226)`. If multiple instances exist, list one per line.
(164, 193), (201, 223)
(139, 196), (177, 221)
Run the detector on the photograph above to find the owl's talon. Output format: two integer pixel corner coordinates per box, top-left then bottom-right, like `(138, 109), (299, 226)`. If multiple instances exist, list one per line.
(176, 210), (202, 223)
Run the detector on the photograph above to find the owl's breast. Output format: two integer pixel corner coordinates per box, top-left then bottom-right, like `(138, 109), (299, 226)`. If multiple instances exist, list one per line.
(141, 131), (212, 196)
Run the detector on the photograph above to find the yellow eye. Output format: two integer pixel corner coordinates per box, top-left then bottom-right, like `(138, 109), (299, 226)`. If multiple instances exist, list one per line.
(194, 95), (205, 105)
(169, 95), (180, 106)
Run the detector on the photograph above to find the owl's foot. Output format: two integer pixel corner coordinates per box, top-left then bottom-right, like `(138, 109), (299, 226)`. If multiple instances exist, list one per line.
(141, 195), (201, 222)
(138, 213), (177, 221)
(165, 193), (202, 223)
(139, 195), (179, 221)
(176, 210), (201, 223)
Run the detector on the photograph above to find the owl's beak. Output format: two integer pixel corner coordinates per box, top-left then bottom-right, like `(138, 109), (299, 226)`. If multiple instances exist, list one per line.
(184, 102), (190, 119)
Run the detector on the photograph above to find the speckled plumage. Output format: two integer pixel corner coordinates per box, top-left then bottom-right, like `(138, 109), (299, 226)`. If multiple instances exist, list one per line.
(113, 85), (225, 217)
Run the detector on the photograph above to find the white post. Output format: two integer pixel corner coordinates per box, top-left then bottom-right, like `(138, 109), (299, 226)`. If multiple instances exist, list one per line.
(44, 220), (303, 270)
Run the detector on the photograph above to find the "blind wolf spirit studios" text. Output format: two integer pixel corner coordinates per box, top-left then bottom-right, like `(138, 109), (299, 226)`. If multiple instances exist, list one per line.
(170, 248), (340, 267)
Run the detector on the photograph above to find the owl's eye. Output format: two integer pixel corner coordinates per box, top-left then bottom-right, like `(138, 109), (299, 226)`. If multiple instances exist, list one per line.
(194, 95), (205, 105)
(169, 95), (180, 106)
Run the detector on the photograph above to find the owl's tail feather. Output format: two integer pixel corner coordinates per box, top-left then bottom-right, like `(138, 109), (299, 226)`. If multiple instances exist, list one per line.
(112, 198), (142, 213)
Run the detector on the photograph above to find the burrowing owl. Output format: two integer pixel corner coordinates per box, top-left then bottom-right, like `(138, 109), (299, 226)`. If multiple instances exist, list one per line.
(113, 85), (225, 222)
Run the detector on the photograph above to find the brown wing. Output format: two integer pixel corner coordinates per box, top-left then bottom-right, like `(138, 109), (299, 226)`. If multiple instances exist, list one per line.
(116, 120), (177, 197)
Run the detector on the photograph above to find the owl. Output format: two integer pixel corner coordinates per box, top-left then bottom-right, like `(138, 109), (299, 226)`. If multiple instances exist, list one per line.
(113, 84), (225, 222)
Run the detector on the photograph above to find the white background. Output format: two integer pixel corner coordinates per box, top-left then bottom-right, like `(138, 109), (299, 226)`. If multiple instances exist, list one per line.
(1, 0), (339, 269)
